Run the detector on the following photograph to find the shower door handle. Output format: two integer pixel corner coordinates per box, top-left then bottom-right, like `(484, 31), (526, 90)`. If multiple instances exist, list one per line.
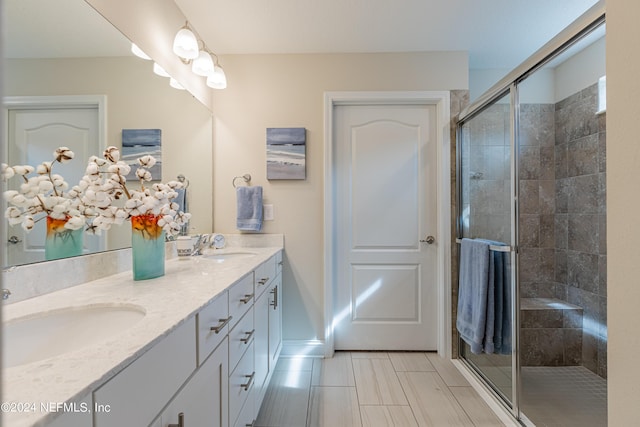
(420, 235), (435, 244)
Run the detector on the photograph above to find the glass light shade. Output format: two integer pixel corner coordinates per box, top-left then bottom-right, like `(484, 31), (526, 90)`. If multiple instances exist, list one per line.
(206, 66), (227, 89)
(192, 51), (215, 76)
(173, 28), (199, 60)
(131, 43), (151, 60)
(153, 63), (170, 78)
(169, 78), (186, 90)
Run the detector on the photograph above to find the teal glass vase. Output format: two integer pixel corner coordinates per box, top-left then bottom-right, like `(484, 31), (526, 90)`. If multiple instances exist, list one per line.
(45, 216), (83, 261)
(131, 214), (165, 281)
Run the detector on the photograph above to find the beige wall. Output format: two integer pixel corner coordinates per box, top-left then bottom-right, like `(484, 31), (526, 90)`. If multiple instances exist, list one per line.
(5, 57), (214, 247)
(607, 1), (640, 424)
(211, 52), (468, 341)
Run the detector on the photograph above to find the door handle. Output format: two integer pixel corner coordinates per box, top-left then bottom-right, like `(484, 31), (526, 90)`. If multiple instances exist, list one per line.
(8, 236), (22, 244)
(420, 235), (435, 244)
(168, 412), (184, 427)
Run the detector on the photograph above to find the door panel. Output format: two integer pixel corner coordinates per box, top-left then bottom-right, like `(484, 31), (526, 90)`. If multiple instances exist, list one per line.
(334, 104), (437, 350)
(6, 107), (103, 264)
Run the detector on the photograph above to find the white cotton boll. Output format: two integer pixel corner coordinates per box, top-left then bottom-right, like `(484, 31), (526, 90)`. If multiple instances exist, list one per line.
(104, 146), (120, 163)
(38, 180), (54, 193)
(2, 164), (15, 180)
(49, 211), (66, 220)
(137, 155), (156, 168)
(36, 162), (51, 175)
(12, 165), (34, 176)
(64, 216), (85, 230)
(135, 168), (152, 181)
(52, 204), (67, 214)
(3, 190), (19, 202)
(21, 216), (35, 231)
(10, 194), (28, 207)
(86, 163), (99, 176)
(54, 147), (74, 163)
(124, 198), (142, 209)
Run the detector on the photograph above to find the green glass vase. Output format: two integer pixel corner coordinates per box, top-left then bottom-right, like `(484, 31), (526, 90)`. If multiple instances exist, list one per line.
(131, 214), (165, 281)
(45, 216), (83, 261)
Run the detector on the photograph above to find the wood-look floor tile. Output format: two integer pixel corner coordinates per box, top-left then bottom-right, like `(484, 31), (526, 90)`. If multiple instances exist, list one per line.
(426, 353), (471, 387)
(449, 387), (506, 427)
(275, 356), (314, 372)
(307, 386), (362, 427)
(352, 358), (408, 405)
(351, 351), (390, 359)
(312, 352), (356, 386)
(397, 371), (475, 426)
(389, 352), (436, 372)
(360, 405), (418, 427)
(255, 370), (311, 427)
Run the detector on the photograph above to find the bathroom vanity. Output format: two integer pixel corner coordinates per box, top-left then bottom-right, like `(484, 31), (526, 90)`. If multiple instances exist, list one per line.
(3, 237), (283, 427)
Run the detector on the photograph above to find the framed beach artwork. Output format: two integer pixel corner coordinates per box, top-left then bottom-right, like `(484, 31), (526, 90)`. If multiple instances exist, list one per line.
(266, 127), (306, 180)
(121, 129), (162, 181)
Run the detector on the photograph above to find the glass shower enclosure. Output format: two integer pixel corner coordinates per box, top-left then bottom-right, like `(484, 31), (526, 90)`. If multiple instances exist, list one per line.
(456, 3), (606, 426)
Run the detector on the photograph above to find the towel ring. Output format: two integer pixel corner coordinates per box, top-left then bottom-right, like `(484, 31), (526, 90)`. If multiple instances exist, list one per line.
(232, 174), (251, 188)
(177, 174), (189, 188)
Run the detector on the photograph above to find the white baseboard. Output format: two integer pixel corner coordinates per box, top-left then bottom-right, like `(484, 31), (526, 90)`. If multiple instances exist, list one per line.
(281, 340), (326, 358)
(451, 359), (521, 427)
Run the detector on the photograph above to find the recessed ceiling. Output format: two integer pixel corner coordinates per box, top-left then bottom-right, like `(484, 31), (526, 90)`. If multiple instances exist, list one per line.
(6, 0), (600, 70)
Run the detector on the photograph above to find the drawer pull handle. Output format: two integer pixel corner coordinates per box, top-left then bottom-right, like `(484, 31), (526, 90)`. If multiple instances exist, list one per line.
(270, 286), (278, 310)
(210, 316), (233, 334)
(242, 372), (255, 391)
(278, 261), (283, 266)
(168, 412), (185, 427)
(258, 277), (269, 285)
(241, 329), (255, 344)
(240, 293), (254, 304)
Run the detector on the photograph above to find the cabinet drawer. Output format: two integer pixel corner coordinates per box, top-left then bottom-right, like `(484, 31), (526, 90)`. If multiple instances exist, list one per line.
(229, 273), (255, 328)
(255, 256), (276, 298)
(197, 291), (230, 364)
(233, 387), (255, 427)
(229, 307), (255, 372)
(94, 317), (196, 427)
(229, 342), (255, 426)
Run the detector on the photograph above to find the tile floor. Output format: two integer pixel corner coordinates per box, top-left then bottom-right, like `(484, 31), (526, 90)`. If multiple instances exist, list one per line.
(255, 351), (506, 427)
(521, 366), (607, 427)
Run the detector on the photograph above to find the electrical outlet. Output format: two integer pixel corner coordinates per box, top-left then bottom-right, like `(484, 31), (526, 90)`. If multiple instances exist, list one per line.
(264, 204), (274, 221)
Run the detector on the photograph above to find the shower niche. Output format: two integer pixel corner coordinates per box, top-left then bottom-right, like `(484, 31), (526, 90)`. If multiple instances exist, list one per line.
(456, 6), (606, 426)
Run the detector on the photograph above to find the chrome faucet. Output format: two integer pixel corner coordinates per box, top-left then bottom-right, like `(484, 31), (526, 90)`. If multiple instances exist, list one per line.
(2, 289), (11, 300)
(191, 234), (210, 256)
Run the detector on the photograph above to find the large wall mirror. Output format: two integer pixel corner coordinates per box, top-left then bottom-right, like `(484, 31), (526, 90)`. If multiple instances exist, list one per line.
(3, 0), (214, 268)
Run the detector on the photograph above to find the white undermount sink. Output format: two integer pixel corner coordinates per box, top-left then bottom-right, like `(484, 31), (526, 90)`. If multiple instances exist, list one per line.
(202, 250), (257, 262)
(4, 304), (146, 368)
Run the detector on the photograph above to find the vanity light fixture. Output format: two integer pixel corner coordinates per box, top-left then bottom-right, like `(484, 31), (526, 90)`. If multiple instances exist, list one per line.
(169, 78), (186, 90)
(131, 43), (151, 60)
(206, 54), (227, 90)
(192, 49), (215, 77)
(173, 22), (199, 61)
(153, 62), (171, 78)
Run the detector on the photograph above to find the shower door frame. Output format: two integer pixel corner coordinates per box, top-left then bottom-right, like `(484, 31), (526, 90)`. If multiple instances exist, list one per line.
(455, 1), (606, 424)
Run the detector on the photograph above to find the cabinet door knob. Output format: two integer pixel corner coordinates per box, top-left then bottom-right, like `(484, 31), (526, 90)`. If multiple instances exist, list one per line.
(168, 412), (185, 427)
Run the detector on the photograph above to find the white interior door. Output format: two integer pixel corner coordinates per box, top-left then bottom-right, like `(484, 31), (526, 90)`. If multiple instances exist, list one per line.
(334, 104), (438, 350)
(6, 107), (102, 265)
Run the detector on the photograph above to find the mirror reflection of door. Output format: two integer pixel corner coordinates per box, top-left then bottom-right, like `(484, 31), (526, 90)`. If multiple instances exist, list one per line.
(5, 100), (104, 265)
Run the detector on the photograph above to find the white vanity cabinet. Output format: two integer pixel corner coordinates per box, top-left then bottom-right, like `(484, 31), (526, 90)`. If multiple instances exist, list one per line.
(158, 337), (229, 427)
(62, 250), (283, 427)
(93, 317), (197, 427)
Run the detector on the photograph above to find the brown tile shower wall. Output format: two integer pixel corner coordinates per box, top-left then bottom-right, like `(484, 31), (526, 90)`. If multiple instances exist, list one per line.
(519, 83), (606, 378)
(553, 84), (607, 378)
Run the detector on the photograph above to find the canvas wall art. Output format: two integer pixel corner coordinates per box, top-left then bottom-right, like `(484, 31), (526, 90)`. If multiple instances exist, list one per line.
(266, 127), (306, 180)
(122, 129), (162, 181)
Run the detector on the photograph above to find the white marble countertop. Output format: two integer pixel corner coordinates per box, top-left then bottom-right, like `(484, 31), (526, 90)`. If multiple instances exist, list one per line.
(2, 241), (282, 427)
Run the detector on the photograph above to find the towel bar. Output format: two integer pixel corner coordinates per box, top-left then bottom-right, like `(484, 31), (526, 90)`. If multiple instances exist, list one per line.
(455, 238), (513, 252)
